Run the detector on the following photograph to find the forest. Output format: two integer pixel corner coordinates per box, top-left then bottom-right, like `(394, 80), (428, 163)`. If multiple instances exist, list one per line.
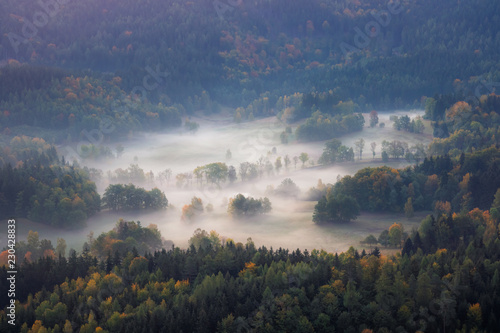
(1, 0), (499, 126)
(1, 201), (500, 332)
(1, 0), (500, 332)
(0, 136), (100, 227)
(313, 146), (500, 217)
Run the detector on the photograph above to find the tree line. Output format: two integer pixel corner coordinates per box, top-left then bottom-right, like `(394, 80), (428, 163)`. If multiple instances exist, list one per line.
(102, 184), (168, 211)
(2, 0), (499, 132)
(312, 146), (500, 224)
(0, 66), (183, 144)
(0, 137), (169, 227)
(0, 137), (100, 227)
(1, 201), (500, 332)
(427, 94), (500, 157)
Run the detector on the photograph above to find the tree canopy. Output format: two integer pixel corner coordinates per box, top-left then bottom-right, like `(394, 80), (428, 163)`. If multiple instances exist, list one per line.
(228, 194), (272, 218)
(313, 193), (360, 223)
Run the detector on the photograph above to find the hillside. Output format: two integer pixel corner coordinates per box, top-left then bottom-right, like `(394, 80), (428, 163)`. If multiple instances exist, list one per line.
(1, 0), (499, 109)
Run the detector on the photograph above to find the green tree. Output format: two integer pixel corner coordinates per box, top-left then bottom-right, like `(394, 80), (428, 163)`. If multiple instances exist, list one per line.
(275, 157), (282, 174)
(388, 223), (403, 248)
(361, 234), (378, 247)
(491, 188), (500, 211)
(413, 116), (425, 133)
(275, 178), (300, 198)
(103, 184), (167, 210)
(185, 118), (200, 133)
(147, 188), (168, 209)
(382, 151), (389, 162)
(416, 272), (433, 308)
(425, 97), (437, 119)
(102, 184), (125, 210)
(56, 238), (67, 257)
(404, 197), (414, 218)
(299, 152), (309, 167)
(319, 139), (342, 164)
(412, 143), (426, 164)
(280, 131), (288, 144)
(378, 230), (389, 247)
(228, 166), (237, 183)
(228, 194), (272, 218)
(182, 197), (204, 221)
(189, 228), (221, 250)
(343, 281), (361, 312)
(27, 230), (40, 258)
(218, 314), (236, 332)
(313, 193), (360, 223)
(205, 162), (229, 185)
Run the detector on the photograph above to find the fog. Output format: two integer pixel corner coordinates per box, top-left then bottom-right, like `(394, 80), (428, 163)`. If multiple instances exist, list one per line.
(5, 110), (431, 253)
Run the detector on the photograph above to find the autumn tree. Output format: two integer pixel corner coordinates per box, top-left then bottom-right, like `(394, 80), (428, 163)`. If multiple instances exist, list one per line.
(188, 228), (221, 250)
(434, 201), (451, 216)
(467, 303), (482, 329)
(445, 101), (472, 132)
(182, 197), (204, 221)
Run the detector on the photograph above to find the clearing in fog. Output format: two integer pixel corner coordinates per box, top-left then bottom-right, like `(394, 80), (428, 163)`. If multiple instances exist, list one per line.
(7, 110), (432, 253)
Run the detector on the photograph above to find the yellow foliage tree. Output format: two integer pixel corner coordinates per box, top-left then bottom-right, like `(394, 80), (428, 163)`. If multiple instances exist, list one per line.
(174, 279), (190, 293)
(467, 303), (482, 328)
(434, 201), (451, 216)
(239, 262), (257, 277)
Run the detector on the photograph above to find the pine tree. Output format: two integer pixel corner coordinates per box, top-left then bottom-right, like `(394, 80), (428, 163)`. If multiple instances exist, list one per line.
(402, 238), (414, 257)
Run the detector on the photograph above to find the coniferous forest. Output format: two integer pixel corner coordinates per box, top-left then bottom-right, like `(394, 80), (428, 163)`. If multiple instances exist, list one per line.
(1, 0), (500, 332)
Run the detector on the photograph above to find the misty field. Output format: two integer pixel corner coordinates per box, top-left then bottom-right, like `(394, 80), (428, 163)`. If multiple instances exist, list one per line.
(1, 110), (432, 253)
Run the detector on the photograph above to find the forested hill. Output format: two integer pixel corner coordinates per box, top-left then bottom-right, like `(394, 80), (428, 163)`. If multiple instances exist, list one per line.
(2, 203), (500, 332)
(1, 0), (499, 109)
